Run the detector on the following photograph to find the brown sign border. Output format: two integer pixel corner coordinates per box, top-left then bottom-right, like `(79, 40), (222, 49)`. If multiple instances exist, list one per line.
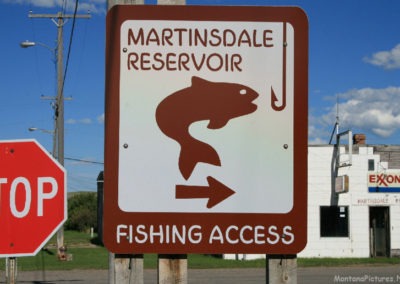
(104, 5), (308, 254)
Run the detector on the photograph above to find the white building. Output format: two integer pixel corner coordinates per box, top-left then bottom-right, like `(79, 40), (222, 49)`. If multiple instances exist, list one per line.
(225, 135), (400, 259)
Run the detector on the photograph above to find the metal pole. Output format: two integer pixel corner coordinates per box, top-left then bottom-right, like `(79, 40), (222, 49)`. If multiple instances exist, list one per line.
(56, 12), (64, 167)
(5, 257), (17, 284)
(56, 11), (66, 260)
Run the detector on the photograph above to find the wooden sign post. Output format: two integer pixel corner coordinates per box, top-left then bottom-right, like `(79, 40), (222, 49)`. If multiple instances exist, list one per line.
(106, 2), (144, 284)
(155, 0), (188, 283)
(106, 0), (188, 283)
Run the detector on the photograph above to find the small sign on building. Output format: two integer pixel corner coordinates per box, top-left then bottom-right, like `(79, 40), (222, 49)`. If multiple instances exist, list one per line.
(335, 175), (349, 194)
(368, 172), (400, 193)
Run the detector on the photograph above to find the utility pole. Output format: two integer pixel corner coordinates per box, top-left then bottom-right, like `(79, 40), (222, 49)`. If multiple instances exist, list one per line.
(28, 10), (90, 261)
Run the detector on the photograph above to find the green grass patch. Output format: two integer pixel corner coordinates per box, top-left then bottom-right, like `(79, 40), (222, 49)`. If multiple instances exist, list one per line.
(1, 231), (399, 271)
(298, 257), (400, 267)
(47, 230), (95, 247)
(143, 254), (266, 269)
(2, 253), (399, 271)
(0, 247), (109, 271)
(188, 255), (266, 269)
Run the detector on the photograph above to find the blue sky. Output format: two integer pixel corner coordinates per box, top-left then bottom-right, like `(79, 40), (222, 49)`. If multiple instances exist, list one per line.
(1, 0), (400, 192)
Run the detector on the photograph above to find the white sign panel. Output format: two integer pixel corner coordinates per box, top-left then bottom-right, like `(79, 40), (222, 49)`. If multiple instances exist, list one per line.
(118, 20), (294, 213)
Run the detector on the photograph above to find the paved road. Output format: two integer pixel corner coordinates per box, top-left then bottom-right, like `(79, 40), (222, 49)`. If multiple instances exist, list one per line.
(1, 265), (399, 283)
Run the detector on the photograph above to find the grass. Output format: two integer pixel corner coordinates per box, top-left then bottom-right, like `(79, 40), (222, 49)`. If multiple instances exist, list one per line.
(48, 230), (96, 247)
(0, 251), (266, 271)
(298, 257), (400, 267)
(0, 231), (399, 271)
(2, 247), (109, 271)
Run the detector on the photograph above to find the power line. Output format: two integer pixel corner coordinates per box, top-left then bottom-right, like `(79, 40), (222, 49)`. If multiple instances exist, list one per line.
(62, 0), (80, 97)
(65, 157), (104, 165)
(62, 0), (67, 15)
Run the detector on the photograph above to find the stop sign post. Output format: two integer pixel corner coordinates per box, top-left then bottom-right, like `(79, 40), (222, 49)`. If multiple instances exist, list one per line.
(0, 139), (66, 257)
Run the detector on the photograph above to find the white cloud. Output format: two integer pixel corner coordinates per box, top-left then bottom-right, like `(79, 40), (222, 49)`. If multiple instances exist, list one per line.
(97, 113), (104, 124)
(364, 44), (400, 70)
(77, 2), (105, 14)
(66, 118), (77, 124)
(1, 0), (106, 14)
(80, 118), (92, 124)
(66, 118), (92, 124)
(308, 108), (336, 144)
(308, 137), (327, 145)
(308, 124), (328, 145)
(2, 0), (51, 6)
(317, 87), (400, 141)
(372, 128), (393, 138)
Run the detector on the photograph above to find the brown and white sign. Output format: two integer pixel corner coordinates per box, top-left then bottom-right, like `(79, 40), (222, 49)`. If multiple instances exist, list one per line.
(104, 5), (308, 254)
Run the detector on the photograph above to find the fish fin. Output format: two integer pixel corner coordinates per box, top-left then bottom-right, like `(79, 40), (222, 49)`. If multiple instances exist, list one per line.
(208, 118), (229, 129)
(191, 76), (209, 87)
(179, 140), (221, 180)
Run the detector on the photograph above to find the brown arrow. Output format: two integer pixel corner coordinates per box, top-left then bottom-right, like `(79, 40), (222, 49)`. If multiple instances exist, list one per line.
(175, 176), (235, 209)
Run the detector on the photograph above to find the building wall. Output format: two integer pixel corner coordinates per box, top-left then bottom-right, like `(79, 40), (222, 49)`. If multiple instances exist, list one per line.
(300, 145), (400, 258)
(390, 204), (400, 257)
(224, 145), (400, 260)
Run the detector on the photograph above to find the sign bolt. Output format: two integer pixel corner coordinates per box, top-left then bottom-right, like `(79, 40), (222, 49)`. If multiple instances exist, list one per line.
(283, 144), (288, 149)
(123, 143), (129, 149)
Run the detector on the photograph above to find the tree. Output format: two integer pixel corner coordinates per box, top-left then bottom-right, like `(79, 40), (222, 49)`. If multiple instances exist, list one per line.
(65, 192), (97, 232)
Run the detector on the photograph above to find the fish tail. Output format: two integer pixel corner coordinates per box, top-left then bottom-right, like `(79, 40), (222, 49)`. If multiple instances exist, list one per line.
(179, 140), (221, 180)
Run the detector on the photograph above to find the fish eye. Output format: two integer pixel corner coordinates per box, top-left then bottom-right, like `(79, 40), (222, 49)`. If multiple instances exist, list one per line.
(239, 89), (247, 95)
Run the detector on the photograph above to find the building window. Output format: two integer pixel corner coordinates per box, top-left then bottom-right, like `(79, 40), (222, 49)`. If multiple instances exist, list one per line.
(368, 159), (375, 171)
(320, 206), (349, 237)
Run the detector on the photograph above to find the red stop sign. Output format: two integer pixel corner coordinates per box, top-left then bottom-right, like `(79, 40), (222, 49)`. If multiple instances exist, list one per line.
(0, 140), (66, 257)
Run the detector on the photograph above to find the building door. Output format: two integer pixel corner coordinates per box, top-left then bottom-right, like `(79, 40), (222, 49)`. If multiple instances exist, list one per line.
(369, 207), (390, 257)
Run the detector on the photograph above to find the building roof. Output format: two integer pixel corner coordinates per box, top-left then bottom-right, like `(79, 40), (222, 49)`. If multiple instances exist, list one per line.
(308, 144), (400, 170)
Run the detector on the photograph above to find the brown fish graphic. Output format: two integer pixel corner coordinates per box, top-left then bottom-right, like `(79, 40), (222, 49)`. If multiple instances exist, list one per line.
(156, 76), (258, 180)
